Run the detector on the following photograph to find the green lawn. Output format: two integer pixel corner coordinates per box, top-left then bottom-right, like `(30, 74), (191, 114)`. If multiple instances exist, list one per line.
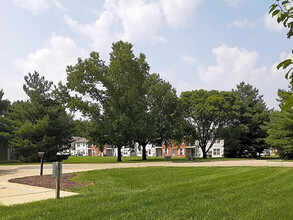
(63, 155), (258, 164)
(0, 155), (281, 166)
(1, 166), (293, 219)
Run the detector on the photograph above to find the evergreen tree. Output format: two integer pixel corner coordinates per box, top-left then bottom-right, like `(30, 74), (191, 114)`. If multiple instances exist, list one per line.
(266, 89), (293, 159)
(7, 72), (73, 162)
(224, 82), (270, 157)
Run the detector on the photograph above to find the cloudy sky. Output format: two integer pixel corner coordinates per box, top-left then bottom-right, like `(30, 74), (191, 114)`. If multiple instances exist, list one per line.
(0, 0), (291, 109)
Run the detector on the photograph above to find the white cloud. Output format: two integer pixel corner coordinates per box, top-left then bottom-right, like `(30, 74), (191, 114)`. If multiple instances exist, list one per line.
(159, 0), (203, 29)
(65, 0), (202, 53)
(14, 35), (88, 85)
(13, 0), (50, 13)
(181, 55), (197, 65)
(65, 0), (165, 53)
(115, 0), (164, 42)
(197, 45), (289, 109)
(13, 0), (65, 13)
(264, 14), (284, 33)
(198, 44), (264, 89)
(228, 18), (257, 28)
(224, 0), (243, 7)
(0, 71), (27, 102)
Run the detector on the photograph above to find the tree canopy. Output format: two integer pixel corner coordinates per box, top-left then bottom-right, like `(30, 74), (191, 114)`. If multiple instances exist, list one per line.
(266, 89), (293, 159)
(6, 72), (73, 162)
(180, 89), (237, 158)
(224, 82), (270, 157)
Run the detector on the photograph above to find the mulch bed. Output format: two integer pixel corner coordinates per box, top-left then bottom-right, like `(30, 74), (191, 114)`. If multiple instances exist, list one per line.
(8, 173), (85, 190)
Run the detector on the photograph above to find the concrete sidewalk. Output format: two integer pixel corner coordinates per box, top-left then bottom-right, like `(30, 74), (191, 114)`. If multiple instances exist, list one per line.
(1, 160), (293, 206)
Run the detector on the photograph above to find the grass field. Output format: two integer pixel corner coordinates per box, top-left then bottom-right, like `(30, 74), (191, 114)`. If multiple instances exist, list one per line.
(0, 155), (281, 166)
(1, 166), (293, 219)
(63, 155), (260, 163)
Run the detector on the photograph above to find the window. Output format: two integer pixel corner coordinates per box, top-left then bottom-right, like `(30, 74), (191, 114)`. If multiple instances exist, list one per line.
(148, 149), (151, 155)
(93, 150), (96, 155)
(164, 149), (168, 155)
(179, 149), (184, 156)
(213, 148), (220, 156)
(172, 149), (175, 156)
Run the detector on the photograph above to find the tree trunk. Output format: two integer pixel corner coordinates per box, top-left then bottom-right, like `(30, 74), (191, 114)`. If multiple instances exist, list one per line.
(142, 142), (147, 161)
(201, 146), (207, 159)
(117, 146), (122, 162)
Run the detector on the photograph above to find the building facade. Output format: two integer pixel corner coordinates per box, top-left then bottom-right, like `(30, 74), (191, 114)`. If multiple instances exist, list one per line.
(91, 140), (224, 158)
(70, 137), (91, 156)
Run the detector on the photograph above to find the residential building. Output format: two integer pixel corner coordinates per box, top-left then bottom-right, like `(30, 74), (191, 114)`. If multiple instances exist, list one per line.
(90, 140), (224, 158)
(70, 137), (91, 156)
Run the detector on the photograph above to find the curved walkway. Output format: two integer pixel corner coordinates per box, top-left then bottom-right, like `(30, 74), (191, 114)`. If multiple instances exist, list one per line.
(0, 160), (292, 206)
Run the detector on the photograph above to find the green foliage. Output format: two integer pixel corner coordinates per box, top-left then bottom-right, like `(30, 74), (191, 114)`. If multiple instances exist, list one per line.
(62, 41), (181, 161)
(0, 90), (11, 156)
(224, 82), (270, 157)
(146, 73), (181, 146)
(270, 0), (293, 109)
(180, 89), (237, 158)
(266, 88), (293, 159)
(6, 72), (73, 162)
(266, 110), (293, 159)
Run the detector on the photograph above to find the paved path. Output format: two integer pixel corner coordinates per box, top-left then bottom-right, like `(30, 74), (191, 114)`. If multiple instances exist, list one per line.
(1, 160), (293, 206)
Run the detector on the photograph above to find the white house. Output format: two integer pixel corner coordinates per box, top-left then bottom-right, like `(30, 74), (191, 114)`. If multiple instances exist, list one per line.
(70, 137), (91, 156)
(193, 140), (224, 158)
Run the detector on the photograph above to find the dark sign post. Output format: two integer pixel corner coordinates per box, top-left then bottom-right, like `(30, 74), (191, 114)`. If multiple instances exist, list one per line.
(52, 162), (62, 199)
(37, 152), (44, 176)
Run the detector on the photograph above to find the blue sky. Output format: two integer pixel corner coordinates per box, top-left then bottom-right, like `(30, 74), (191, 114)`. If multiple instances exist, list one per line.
(0, 0), (291, 109)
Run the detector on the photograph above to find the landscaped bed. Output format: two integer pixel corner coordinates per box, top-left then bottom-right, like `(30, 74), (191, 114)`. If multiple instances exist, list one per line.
(8, 173), (86, 190)
(1, 166), (293, 219)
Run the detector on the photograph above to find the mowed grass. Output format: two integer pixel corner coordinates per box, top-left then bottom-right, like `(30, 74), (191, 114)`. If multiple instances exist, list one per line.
(0, 155), (280, 165)
(63, 155), (258, 164)
(1, 166), (293, 219)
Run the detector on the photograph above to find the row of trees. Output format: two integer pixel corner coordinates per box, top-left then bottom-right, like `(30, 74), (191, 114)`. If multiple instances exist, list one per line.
(1, 1), (292, 162)
(1, 40), (293, 162)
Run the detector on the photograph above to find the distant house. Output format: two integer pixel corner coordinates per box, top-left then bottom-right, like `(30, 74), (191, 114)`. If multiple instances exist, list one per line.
(162, 140), (224, 158)
(70, 137), (91, 156)
(90, 140), (224, 158)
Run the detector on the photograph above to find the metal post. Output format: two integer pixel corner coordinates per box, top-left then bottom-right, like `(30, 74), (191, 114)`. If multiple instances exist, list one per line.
(40, 157), (43, 176)
(55, 162), (61, 199)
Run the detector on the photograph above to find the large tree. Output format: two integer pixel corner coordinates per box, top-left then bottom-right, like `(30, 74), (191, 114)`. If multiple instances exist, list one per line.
(103, 41), (148, 161)
(56, 51), (107, 151)
(224, 82), (270, 157)
(180, 89), (237, 158)
(7, 72), (73, 162)
(63, 41), (149, 162)
(135, 73), (181, 160)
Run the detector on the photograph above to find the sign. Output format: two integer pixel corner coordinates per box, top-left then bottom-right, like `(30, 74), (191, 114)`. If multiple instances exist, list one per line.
(52, 162), (62, 178)
(38, 152), (45, 158)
